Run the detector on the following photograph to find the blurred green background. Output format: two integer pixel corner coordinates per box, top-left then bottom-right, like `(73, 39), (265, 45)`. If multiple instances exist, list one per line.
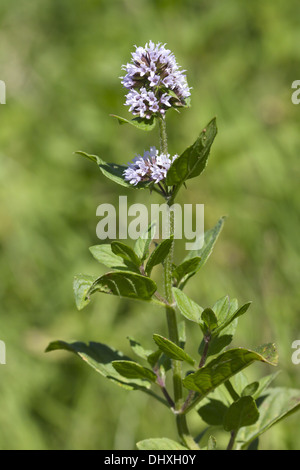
(0, 0), (299, 450)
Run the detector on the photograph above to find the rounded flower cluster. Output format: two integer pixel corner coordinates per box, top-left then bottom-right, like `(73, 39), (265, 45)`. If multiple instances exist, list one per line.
(123, 146), (178, 186)
(121, 41), (191, 120)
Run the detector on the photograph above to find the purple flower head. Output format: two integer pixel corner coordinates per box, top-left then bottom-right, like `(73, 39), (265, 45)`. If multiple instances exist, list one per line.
(121, 41), (191, 119)
(123, 146), (178, 186)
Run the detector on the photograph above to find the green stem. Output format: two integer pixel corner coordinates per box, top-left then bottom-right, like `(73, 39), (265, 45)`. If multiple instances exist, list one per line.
(227, 430), (237, 451)
(180, 334), (212, 414)
(224, 380), (240, 402)
(159, 116), (168, 155)
(159, 117), (198, 450)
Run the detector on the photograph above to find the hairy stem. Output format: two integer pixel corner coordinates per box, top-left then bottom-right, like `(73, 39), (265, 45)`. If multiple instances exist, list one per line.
(159, 117), (198, 450)
(159, 116), (168, 155)
(180, 334), (212, 414)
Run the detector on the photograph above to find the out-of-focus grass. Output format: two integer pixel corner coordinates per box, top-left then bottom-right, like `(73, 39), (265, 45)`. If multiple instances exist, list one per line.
(0, 0), (299, 449)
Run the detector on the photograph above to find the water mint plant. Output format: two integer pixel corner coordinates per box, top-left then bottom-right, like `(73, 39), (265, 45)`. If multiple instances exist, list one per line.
(46, 42), (300, 450)
(123, 146), (178, 186)
(121, 41), (190, 119)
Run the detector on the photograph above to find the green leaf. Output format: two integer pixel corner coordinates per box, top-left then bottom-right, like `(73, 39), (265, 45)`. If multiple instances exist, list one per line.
(198, 300), (239, 359)
(73, 274), (97, 310)
(137, 438), (188, 450)
(247, 439), (259, 450)
(212, 295), (230, 324)
(214, 302), (251, 335)
(134, 222), (156, 261)
(231, 371), (249, 395)
(145, 237), (173, 276)
(237, 387), (300, 449)
(198, 331), (235, 358)
(110, 114), (157, 131)
(127, 337), (153, 361)
(45, 340), (150, 390)
(198, 399), (229, 426)
(241, 382), (259, 397)
(111, 241), (141, 267)
(88, 271), (157, 300)
(172, 287), (204, 325)
(166, 117), (217, 186)
(89, 244), (139, 272)
(252, 371), (281, 400)
(153, 334), (195, 366)
(172, 257), (202, 284)
(201, 308), (218, 333)
(255, 343), (279, 364)
(179, 216), (225, 288)
(148, 352), (172, 380)
(112, 360), (157, 383)
(75, 150), (99, 164)
(182, 345), (278, 403)
(76, 151), (132, 188)
(223, 396), (259, 432)
(147, 349), (162, 368)
(198, 310), (238, 359)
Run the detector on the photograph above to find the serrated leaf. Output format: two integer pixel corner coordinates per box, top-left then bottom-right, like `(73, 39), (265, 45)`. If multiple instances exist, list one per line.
(145, 237), (173, 276)
(153, 334), (195, 366)
(172, 257), (202, 284)
(111, 241), (141, 267)
(198, 399), (229, 425)
(90, 244), (126, 268)
(89, 244), (139, 273)
(173, 287), (204, 325)
(182, 345), (278, 407)
(179, 216), (225, 288)
(137, 438), (188, 450)
(134, 222), (156, 261)
(112, 360), (157, 382)
(223, 396), (259, 432)
(88, 271), (157, 300)
(110, 114), (157, 131)
(73, 274), (97, 310)
(166, 117), (217, 186)
(45, 340), (150, 390)
(237, 387), (300, 449)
